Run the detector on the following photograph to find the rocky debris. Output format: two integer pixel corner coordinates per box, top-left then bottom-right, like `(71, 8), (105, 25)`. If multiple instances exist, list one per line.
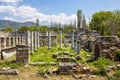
(76, 55), (81, 60)
(116, 64), (120, 68)
(52, 53), (58, 58)
(30, 62), (56, 66)
(46, 70), (52, 75)
(70, 53), (74, 57)
(57, 62), (76, 75)
(71, 57), (76, 63)
(86, 55), (91, 58)
(43, 73), (49, 78)
(63, 52), (69, 55)
(0, 68), (19, 75)
(57, 57), (71, 62)
(72, 74), (96, 79)
(106, 66), (116, 70)
(81, 66), (92, 74)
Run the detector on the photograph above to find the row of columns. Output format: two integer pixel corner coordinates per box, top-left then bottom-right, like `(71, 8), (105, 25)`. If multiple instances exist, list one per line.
(26, 31), (41, 54)
(0, 36), (25, 49)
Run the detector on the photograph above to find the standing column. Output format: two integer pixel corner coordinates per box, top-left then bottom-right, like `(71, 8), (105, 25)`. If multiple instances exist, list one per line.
(4, 37), (6, 48)
(37, 31), (40, 48)
(26, 31), (30, 46)
(74, 39), (77, 53)
(15, 37), (18, 45)
(71, 30), (74, 49)
(9, 37), (11, 47)
(77, 41), (80, 54)
(34, 30), (37, 51)
(48, 31), (51, 50)
(60, 31), (62, 49)
(30, 31), (34, 54)
(12, 37), (15, 46)
(0, 38), (1, 51)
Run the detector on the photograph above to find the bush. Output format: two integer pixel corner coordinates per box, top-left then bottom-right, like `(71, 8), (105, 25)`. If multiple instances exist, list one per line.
(89, 57), (112, 75)
(90, 57), (112, 68)
(117, 31), (120, 37)
(114, 70), (120, 79)
(115, 50), (120, 61)
(39, 69), (46, 75)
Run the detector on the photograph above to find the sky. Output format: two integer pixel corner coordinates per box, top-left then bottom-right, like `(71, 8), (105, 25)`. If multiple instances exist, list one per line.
(0, 0), (120, 25)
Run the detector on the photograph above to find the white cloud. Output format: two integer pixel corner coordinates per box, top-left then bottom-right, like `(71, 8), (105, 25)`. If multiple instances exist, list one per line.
(3, 16), (13, 21)
(0, 5), (16, 14)
(0, 5), (77, 25)
(0, 0), (22, 3)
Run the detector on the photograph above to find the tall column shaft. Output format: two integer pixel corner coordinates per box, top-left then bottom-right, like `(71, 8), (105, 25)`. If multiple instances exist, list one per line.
(77, 41), (80, 54)
(30, 31), (34, 54)
(9, 37), (11, 47)
(71, 31), (74, 48)
(48, 31), (51, 49)
(60, 31), (62, 49)
(74, 40), (77, 53)
(26, 31), (30, 46)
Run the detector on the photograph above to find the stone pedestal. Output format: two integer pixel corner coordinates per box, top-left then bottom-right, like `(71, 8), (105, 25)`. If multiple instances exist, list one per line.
(16, 45), (30, 64)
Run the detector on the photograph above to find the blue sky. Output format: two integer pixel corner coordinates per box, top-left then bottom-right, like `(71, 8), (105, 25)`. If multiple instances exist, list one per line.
(0, 0), (120, 25)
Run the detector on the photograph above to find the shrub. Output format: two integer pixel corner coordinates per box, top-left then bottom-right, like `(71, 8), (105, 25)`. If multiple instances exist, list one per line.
(89, 57), (112, 75)
(39, 69), (46, 75)
(117, 31), (120, 37)
(114, 70), (120, 79)
(115, 50), (120, 61)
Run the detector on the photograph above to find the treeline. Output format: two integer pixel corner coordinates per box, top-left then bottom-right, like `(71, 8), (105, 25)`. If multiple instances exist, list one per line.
(89, 10), (120, 37)
(0, 24), (75, 33)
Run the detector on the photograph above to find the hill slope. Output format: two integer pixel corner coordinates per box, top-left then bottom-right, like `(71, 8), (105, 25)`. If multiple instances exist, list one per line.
(0, 20), (36, 29)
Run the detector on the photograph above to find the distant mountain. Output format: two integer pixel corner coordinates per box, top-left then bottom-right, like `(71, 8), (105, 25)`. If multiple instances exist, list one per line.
(0, 20), (36, 29)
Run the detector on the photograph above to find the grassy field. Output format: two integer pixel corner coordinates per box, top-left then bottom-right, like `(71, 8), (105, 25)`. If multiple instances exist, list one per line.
(0, 45), (119, 80)
(30, 45), (75, 62)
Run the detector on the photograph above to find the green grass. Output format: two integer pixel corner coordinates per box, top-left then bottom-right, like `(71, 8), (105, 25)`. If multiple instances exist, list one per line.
(30, 45), (75, 62)
(0, 61), (24, 69)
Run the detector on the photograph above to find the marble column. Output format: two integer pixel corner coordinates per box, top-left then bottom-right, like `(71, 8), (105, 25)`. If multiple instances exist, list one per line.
(30, 31), (34, 54)
(74, 39), (77, 53)
(8, 37), (11, 47)
(34, 30), (37, 51)
(4, 37), (6, 48)
(16, 37), (19, 45)
(26, 31), (30, 46)
(37, 31), (40, 48)
(0, 38), (1, 51)
(48, 31), (51, 50)
(77, 41), (80, 54)
(60, 31), (62, 49)
(71, 30), (74, 49)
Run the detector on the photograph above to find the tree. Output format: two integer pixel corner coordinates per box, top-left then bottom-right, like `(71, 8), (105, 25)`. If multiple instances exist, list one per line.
(36, 18), (39, 26)
(17, 26), (29, 32)
(89, 11), (114, 35)
(82, 15), (88, 29)
(77, 10), (82, 29)
(106, 10), (120, 35)
(0, 26), (14, 32)
(29, 26), (38, 31)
